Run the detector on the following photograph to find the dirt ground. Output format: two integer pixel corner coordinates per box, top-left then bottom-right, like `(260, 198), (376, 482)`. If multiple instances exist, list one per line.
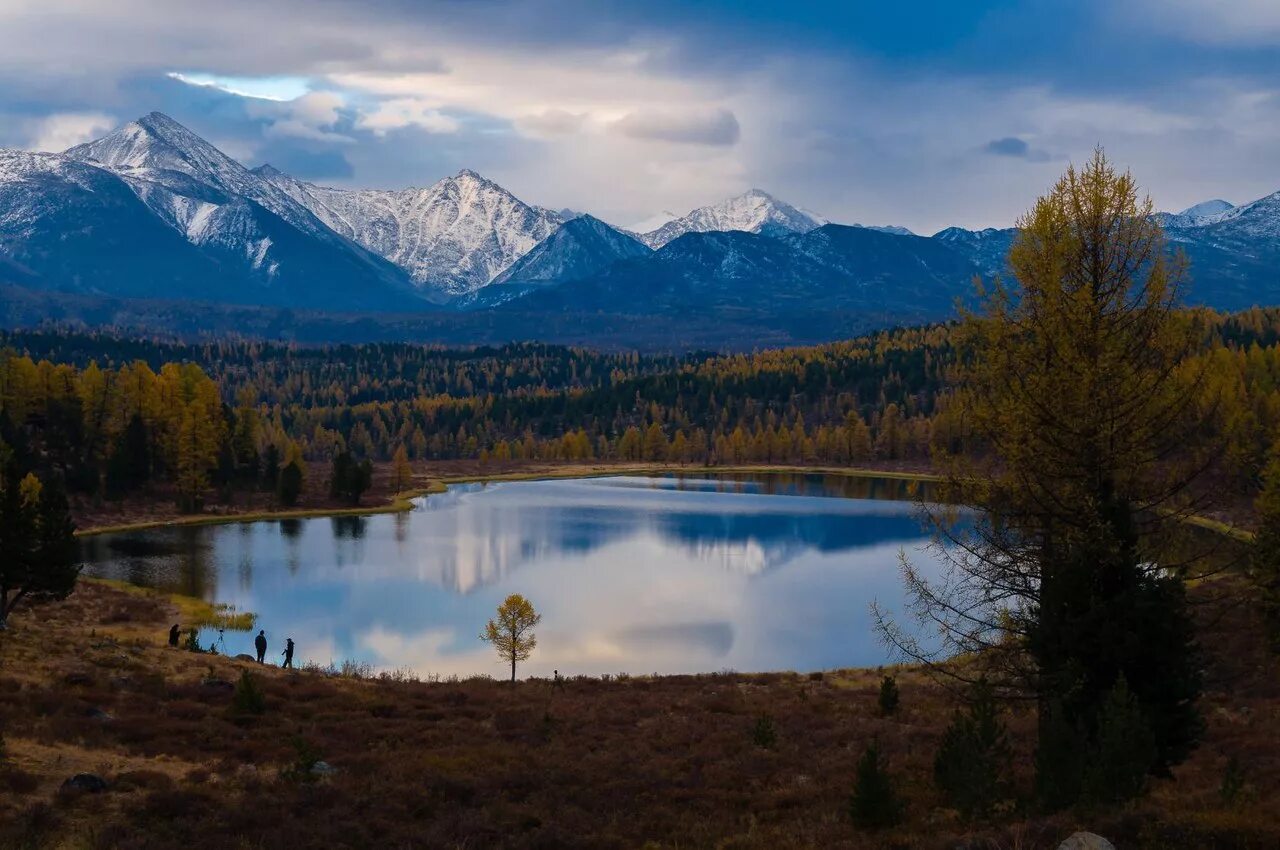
(1, 578), (1278, 849)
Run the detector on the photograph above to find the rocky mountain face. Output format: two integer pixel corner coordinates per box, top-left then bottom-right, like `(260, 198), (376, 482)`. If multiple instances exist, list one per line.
(3, 113), (1280, 347)
(255, 166), (563, 298)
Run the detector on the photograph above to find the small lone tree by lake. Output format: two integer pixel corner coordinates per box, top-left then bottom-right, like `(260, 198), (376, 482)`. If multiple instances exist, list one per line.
(481, 594), (541, 682)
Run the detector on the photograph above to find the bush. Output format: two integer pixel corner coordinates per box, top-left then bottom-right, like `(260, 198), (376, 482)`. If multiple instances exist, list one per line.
(1220, 756), (1246, 807)
(933, 679), (1010, 820)
(1083, 677), (1156, 806)
(280, 737), (321, 783)
(231, 670), (266, 716)
(751, 713), (777, 749)
(850, 742), (903, 830)
(183, 628), (204, 653)
(878, 675), (900, 717)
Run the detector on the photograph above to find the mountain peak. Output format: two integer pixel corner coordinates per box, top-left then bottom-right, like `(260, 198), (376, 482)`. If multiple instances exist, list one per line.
(640, 188), (824, 249)
(253, 163), (285, 179)
(1176, 199), (1234, 219)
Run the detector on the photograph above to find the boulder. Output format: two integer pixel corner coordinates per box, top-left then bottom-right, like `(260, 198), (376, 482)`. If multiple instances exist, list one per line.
(200, 678), (235, 693)
(310, 761), (337, 776)
(61, 773), (108, 794)
(235, 653), (257, 662)
(1058, 833), (1115, 850)
(86, 707), (114, 722)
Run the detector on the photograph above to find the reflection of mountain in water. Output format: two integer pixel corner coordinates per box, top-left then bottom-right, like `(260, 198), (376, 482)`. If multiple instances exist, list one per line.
(78, 476), (947, 599)
(411, 481), (934, 592)
(657, 510), (930, 576)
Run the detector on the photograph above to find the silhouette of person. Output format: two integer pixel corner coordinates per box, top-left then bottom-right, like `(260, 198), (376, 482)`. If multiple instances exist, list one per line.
(281, 638), (295, 669)
(168, 623), (180, 647)
(554, 669), (565, 690)
(255, 630), (267, 663)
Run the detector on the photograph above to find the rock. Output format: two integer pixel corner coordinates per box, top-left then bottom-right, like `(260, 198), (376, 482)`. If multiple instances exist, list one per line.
(235, 654), (257, 662)
(1058, 833), (1115, 850)
(310, 761), (337, 776)
(200, 677), (235, 693)
(86, 707), (114, 722)
(61, 773), (108, 794)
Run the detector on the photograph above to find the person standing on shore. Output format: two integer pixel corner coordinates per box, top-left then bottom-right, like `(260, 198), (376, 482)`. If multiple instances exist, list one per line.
(282, 638), (295, 669)
(168, 623), (180, 647)
(255, 630), (267, 663)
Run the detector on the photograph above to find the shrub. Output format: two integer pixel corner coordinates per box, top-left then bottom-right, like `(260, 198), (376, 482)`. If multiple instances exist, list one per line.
(231, 670), (266, 716)
(1083, 677), (1156, 806)
(183, 627), (204, 653)
(751, 713), (777, 749)
(280, 737), (321, 783)
(933, 679), (1011, 820)
(850, 742), (903, 830)
(878, 675), (900, 716)
(1220, 756), (1246, 807)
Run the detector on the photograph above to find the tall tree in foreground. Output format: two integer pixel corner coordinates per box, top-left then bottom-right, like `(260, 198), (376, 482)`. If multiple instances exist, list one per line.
(481, 594), (541, 682)
(879, 150), (1214, 806)
(0, 467), (79, 629)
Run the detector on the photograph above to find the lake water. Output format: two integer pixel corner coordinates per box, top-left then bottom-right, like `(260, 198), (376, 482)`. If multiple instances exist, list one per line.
(79, 474), (955, 677)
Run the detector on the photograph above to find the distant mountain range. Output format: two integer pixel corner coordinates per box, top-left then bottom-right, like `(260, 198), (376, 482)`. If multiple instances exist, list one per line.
(2, 112), (1280, 349)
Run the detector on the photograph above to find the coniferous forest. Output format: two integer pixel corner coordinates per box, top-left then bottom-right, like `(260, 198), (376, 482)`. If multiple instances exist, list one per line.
(3, 304), (1280, 513)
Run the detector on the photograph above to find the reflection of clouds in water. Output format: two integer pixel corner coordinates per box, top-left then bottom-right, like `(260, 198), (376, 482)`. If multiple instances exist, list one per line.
(81, 476), (954, 676)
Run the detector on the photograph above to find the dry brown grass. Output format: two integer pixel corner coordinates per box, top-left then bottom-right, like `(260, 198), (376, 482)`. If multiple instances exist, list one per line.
(0, 579), (1277, 849)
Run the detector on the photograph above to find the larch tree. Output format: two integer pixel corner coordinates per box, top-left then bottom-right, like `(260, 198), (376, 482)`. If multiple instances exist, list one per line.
(879, 151), (1216, 805)
(481, 593), (542, 682)
(391, 444), (413, 494)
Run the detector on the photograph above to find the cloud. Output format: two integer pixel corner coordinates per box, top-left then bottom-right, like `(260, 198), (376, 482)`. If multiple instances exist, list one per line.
(250, 91), (356, 144)
(516, 109), (587, 137)
(356, 98), (461, 135)
(983, 136), (1052, 162)
(25, 111), (117, 151)
(2, 1), (1280, 232)
(610, 107), (740, 146)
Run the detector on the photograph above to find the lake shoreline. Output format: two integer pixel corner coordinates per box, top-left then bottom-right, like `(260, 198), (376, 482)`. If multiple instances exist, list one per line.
(72, 462), (942, 537)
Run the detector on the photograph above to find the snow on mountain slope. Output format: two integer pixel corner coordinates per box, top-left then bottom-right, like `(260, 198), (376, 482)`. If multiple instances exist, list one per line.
(0, 115), (421, 310)
(64, 112), (330, 239)
(256, 166), (562, 296)
(1179, 199), (1234, 219)
(492, 214), (652, 287)
(853, 223), (915, 236)
(0, 147), (227, 298)
(640, 189), (824, 249)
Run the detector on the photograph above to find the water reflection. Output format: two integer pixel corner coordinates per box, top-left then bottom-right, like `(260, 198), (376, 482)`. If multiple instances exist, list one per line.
(80, 475), (955, 677)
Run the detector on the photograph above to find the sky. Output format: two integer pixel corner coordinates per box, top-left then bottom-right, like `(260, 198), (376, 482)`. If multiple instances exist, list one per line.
(1, 0), (1278, 234)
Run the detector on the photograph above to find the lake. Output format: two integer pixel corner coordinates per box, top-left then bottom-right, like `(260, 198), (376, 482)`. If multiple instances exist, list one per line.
(79, 474), (955, 677)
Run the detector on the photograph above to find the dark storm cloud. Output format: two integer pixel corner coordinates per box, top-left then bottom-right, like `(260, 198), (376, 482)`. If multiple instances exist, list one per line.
(984, 137), (1052, 162)
(1, 1), (1279, 232)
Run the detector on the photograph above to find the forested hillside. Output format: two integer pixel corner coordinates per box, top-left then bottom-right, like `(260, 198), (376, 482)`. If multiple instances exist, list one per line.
(3, 306), (1280, 513)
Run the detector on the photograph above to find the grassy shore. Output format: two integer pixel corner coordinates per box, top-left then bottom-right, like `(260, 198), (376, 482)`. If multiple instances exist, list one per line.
(1, 577), (1278, 848)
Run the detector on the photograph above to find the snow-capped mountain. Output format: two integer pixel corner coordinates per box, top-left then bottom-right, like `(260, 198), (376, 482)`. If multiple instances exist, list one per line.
(40, 112), (419, 309)
(255, 166), (562, 297)
(0, 148), (225, 300)
(639, 189), (825, 249)
(493, 214), (652, 287)
(854, 223), (915, 236)
(1179, 199), (1234, 219)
